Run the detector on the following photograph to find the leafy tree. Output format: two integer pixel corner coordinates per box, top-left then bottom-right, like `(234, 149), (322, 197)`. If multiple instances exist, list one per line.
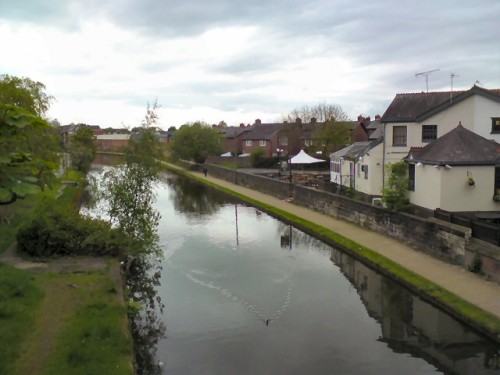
(382, 161), (410, 211)
(314, 119), (352, 154)
(169, 121), (223, 163)
(0, 104), (60, 203)
(0, 74), (54, 117)
(67, 126), (97, 173)
(281, 102), (350, 123)
(97, 100), (162, 261)
(167, 126), (176, 132)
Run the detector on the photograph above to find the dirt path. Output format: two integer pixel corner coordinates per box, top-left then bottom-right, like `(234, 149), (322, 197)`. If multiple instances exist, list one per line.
(1, 242), (126, 374)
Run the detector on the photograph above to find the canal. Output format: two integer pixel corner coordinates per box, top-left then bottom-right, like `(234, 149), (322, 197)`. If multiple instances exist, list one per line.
(89, 162), (500, 374)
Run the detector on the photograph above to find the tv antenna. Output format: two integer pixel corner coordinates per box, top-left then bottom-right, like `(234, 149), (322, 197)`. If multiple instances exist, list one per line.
(415, 69), (440, 92)
(450, 73), (459, 102)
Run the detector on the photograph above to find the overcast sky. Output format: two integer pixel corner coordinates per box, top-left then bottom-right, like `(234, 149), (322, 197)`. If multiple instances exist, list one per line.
(1, 0), (498, 128)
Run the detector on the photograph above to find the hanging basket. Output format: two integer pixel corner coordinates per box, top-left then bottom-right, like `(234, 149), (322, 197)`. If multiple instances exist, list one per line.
(467, 176), (475, 187)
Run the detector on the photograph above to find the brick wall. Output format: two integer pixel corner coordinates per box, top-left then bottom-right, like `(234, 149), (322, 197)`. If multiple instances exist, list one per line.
(203, 163), (471, 265)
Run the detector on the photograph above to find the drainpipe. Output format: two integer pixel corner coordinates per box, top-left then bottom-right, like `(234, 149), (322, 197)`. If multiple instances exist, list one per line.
(382, 122), (386, 188)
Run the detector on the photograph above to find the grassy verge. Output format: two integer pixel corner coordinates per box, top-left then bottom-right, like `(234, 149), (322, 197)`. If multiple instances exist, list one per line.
(0, 168), (134, 374)
(0, 264), (44, 375)
(166, 163), (500, 342)
(36, 269), (133, 375)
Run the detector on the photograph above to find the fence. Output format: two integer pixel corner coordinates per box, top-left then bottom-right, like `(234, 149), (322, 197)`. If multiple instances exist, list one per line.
(435, 208), (500, 246)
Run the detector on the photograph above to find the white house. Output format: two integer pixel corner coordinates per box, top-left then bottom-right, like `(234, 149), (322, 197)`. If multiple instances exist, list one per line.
(381, 85), (500, 183)
(330, 138), (384, 196)
(406, 124), (500, 212)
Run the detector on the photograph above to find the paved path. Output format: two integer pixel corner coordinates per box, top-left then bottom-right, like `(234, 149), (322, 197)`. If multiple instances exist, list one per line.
(173, 165), (500, 320)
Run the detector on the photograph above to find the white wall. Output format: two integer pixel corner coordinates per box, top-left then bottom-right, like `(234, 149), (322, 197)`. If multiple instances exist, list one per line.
(353, 143), (384, 196)
(408, 164), (443, 210)
(440, 165), (499, 211)
(409, 164), (500, 211)
(473, 95), (500, 142)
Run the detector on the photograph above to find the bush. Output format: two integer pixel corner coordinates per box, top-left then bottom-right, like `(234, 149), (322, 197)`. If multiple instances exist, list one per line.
(250, 148), (280, 168)
(16, 200), (125, 257)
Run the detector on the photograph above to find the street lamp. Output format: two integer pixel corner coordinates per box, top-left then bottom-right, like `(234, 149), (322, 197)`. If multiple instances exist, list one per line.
(277, 148), (283, 177)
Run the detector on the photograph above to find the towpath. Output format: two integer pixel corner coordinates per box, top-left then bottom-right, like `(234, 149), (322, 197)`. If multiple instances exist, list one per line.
(170, 164), (500, 321)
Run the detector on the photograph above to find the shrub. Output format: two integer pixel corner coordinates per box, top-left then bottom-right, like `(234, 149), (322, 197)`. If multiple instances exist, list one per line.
(249, 148), (280, 168)
(16, 200), (125, 257)
(382, 161), (410, 211)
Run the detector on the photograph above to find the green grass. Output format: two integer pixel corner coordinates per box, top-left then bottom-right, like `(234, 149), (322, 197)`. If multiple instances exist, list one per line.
(169, 163), (500, 341)
(39, 271), (133, 375)
(0, 264), (44, 375)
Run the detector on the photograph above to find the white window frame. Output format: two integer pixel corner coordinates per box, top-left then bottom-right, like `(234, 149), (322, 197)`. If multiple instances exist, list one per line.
(259, 140), (266, 147)
(246, 140), (253, 147)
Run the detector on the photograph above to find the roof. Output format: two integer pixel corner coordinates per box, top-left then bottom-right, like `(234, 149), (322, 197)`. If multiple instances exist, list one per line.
(381, 85), (500, 123)
(290, 150), (326, 164)
(96, 134), (130, 140)
(242, 123), (282, 140)
(220, 126), (251, 139)
(406, 124), (500, 165)
(330, 138), (383, 161)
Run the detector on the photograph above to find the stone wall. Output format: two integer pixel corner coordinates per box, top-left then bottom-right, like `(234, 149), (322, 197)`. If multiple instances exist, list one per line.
(202, 163), (471, 265)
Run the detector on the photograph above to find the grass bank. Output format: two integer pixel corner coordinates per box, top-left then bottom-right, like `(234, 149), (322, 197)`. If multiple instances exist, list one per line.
(163, 162), (500, 342)
(0, 169), (134, 374)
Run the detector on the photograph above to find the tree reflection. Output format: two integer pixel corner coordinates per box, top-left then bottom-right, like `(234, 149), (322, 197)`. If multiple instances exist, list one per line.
(127, 254), (166, 375)
(165, 174), (236, 218)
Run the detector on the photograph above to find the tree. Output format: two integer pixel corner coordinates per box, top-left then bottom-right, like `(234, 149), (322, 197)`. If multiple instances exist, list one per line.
(0, 74), (54, 117)
(314, 119), (352, 154)
(67, 126), (97, 173)
(281, 102), (350, 123)
(0, 103), (60, 203)
(97, 100), (162, 260)
(167, 126), (176, 132)
(169, 121), (223, 163)
(382, 161), (410, 211)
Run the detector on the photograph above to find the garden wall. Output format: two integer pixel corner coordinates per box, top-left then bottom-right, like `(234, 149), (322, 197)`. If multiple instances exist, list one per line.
(202, 163), (471, 265)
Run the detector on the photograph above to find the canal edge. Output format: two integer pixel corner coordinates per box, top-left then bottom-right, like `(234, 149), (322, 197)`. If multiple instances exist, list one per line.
(163, 163), (500, 344)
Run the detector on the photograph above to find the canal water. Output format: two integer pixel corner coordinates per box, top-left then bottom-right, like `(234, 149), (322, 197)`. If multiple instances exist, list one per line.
(147, 172), (499, 375)
(87, 161), (499, 375)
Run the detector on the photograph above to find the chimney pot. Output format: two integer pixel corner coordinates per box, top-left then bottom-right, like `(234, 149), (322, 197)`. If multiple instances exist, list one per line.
(357, 114), (364, 122)
(375, 114), (381, 121)
(255, 119), (261, 125)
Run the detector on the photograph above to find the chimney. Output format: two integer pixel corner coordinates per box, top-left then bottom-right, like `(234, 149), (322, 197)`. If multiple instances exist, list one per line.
(357, 114), (364, 122)
(255, 119), (261, 125)
(365, 116), (371, 124)
(310, 117), (317, 124)
(295, 117), (302, 125)
(239, 123), (245, 128)
(375, 114), (381, 121)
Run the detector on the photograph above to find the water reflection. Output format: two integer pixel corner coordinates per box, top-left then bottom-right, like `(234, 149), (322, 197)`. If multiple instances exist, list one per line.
(155, 175), (499, 374)
(332, 250), (500, 374)
(164, 174), (235, 221)
(127, 256), (166, 375)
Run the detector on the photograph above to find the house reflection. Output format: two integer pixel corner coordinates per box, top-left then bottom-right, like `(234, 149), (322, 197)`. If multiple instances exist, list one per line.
(331, 249), (500, 374)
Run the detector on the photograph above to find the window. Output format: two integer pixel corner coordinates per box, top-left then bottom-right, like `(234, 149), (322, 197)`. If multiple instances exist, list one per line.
(492, 117), (500, 134)
(422, 125), (437, 142)
(259, 140), (266, 147)
(357, 163), (361, 177)
(408, 164), (415, 191)
(392, 126), (407, 146)
(304, 139), (313, 147)
(279, 136), (288, 146)
(246, 140), (253, 147)
(495, 167), (500, 195)
(331, 160), (341, 174)
(362, 165), (368, 179)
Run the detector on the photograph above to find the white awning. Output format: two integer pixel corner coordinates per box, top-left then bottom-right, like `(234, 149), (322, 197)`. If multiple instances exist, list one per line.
(290, 150), (326, 164)
(221, 152), (232, 157)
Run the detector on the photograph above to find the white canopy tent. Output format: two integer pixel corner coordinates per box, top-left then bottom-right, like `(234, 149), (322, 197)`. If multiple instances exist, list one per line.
(289, 150), (325, 164)
(220, 152), (232, 157)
